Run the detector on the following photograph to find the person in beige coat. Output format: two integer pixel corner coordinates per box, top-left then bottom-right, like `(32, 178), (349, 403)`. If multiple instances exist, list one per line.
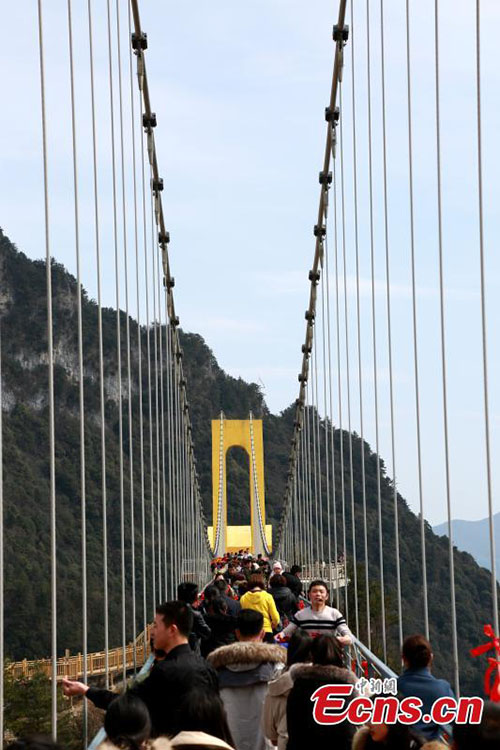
(262, 629), (313, 750)
(170, 732), (234, 750)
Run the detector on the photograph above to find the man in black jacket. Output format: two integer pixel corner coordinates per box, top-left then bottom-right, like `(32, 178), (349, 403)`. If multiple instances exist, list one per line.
(62, 601), (218, 737)
(283, 565), (303, 598)
(177, 581), (211, 653)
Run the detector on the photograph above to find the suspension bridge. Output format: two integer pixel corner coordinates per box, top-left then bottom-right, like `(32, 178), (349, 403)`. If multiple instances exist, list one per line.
(0, 0), (499, 746)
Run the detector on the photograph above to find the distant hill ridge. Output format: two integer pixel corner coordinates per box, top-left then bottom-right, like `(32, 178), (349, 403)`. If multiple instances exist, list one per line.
(0, 226), (498, 695)
(433, 513), (500, 579)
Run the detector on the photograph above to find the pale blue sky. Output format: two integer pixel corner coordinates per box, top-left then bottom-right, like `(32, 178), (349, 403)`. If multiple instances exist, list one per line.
(1, 1), (499, 526)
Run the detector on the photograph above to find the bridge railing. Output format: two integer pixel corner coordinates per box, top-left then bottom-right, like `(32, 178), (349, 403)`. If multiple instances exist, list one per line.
(348, 635), (398, 681)
(7, 626), (152, 682)
(300, 562), (346, 586)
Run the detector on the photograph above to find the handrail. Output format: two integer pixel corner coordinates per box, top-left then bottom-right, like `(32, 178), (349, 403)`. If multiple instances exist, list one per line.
(349, 635), (398, 680)
(7, 626), (152, 682)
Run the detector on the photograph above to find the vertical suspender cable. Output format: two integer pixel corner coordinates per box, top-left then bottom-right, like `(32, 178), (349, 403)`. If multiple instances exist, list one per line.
(320, 262), (333, 589)
(302, 403), (310, 570)
(140, 100), (155, 619)
(105, 0), (127, 680)
(305, 391), (315, 568)
(174, 357), (181, 578)
(299, 434), (307, 569)
(151, 199), (162, 601)
(297, 433), (305, 568)
(117, 0), (137, 668)
(304, 408), (314, 575)
(313, 331), (325, 564)
(131, 14), (147, 648)
(324, 233), (340, 606)
(178, 367), (185, 575)
(36, 1), (57, 735)
(339, 85), (359, 638)
(117, 0), (136, 667)
(156, 254), (167, 600)
(87, 0), (109, 685)
(144, 156), (156, 614)
(366, 0), (387, 662)
(434, 0), (459, 693)
(406, 0), (429, 640)
(310, 337), (321, 565)
(380, 0), (403, 652)
(186, 414), (190, 566)
(174, 335), (181, 584)
(0, 328), (4, 747)
(174, 359), (181, 577)
(182, 384), (189, 574)
(350, 1), (371, 649)
(333, 159), (348, 618)
(166, 318), (174, 599)
(67, 0), (87, 737)
(476, 0), (499, 638)
(178, 381), (184, 579)
(292, 459), (299, 563)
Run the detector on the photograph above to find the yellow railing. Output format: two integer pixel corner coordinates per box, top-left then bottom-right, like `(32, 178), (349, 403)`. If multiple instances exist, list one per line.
(7, 626), (152, 682)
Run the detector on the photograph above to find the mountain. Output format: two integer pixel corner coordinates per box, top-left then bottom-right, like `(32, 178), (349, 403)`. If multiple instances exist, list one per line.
(433, 514), (500, 578)
(0, 226), (497, 696)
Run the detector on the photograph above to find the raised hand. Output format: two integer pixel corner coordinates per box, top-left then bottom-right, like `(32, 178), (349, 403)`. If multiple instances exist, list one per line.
(61, 677), (89, 697)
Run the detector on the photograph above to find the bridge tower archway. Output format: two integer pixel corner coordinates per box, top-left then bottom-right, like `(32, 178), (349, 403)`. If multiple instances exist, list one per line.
(208, 414), (271, 556)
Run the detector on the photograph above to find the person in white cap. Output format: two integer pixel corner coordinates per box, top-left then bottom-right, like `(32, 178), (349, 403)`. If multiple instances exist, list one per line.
(272, 561), (283, 575)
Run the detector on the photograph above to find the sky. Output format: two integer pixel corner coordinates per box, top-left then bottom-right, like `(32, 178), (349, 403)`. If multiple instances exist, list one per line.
(1, 1), (499, 528)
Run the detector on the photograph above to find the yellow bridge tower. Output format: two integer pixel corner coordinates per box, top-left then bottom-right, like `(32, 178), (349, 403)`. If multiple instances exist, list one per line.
(207, 413), (272, 555)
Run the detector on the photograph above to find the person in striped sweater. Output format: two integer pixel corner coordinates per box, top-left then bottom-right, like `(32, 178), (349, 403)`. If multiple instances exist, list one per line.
(277, 579), (352, 645)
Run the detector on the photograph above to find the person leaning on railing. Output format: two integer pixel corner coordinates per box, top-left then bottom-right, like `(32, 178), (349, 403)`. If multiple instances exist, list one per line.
(62, 601), (218, 738)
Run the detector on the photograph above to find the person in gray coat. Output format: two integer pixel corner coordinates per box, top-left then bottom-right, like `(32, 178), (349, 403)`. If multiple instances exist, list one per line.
(207, 610), (287, 750)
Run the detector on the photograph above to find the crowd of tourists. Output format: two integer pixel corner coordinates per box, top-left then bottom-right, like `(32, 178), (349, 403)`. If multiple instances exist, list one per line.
(9, 552), (499, 750)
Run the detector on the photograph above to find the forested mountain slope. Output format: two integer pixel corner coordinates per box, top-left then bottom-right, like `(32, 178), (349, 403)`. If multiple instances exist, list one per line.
(0, 227), (495, 694)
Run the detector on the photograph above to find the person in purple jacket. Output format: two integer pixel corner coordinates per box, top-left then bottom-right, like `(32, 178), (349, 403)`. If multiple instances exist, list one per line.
(397, 634), (455, 741)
